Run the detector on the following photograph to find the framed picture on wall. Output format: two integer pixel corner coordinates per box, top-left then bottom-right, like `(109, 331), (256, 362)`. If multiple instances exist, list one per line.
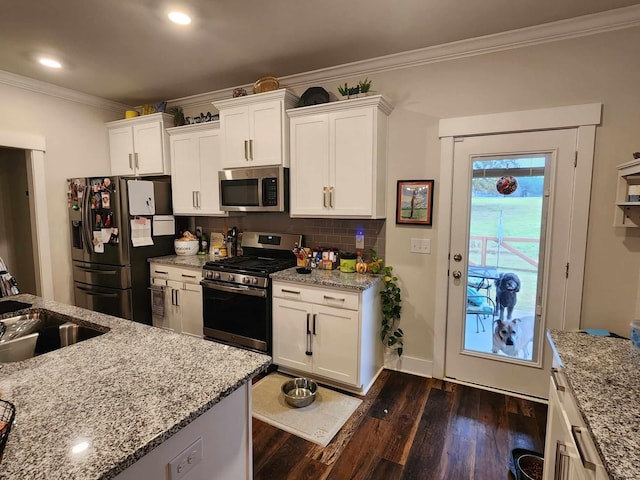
(396, 180), (434, 225)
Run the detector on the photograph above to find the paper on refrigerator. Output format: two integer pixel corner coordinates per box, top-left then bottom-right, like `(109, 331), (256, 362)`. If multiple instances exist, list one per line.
(131, 217), (154, 247)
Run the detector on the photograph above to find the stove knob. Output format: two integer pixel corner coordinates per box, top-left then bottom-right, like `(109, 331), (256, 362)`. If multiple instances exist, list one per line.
(251, 278), (259, 285)
(213, 272), (221, 280)
(228, 275), (234, 282)
(242, 277), (250, 284)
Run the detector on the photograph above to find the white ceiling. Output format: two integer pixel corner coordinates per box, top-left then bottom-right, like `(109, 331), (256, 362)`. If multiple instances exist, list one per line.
(2, 0), (640, 106)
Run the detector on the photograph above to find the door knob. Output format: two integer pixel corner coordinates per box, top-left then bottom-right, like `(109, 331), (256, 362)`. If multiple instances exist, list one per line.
(453, 254), (462, 262)
(452, 270), (462, 279)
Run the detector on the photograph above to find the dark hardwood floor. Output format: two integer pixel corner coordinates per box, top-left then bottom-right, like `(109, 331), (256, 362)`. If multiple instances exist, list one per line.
(253, 370), (547, 480)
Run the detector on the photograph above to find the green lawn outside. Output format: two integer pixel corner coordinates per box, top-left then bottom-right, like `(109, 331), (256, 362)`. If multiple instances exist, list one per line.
(468, 195), (543, 311)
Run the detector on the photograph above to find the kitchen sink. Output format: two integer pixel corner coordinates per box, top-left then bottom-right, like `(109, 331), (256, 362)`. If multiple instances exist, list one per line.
(0, 310), (108, 362)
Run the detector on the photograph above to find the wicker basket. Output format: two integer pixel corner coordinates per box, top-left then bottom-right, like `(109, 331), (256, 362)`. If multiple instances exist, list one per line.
(0, 400), (16, 463)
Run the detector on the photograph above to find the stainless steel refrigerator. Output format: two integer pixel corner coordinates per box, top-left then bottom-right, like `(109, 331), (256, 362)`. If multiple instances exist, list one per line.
(67, 176), (174, 325)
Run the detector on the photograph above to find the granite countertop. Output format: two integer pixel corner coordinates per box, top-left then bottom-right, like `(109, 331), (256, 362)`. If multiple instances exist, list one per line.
(270, 267), (381, 291)
(0, 294), (270, 479)
(548, 330), (640, 480)
(148, 254), (216, 269)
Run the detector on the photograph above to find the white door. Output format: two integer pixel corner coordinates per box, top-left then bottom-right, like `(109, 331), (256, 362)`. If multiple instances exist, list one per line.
(290, 115), (330, 216)
(220, 106), (249, 168)
(108, 126), (134, 175)
(313, 305), (359, 385)
(331, 108), (374, 216)
(249, 100), (282, 166)
(445, 129), (577, 398)
(197, 131), (223, 214)
(170, 133), (199, 214)
(180, 283), (203, 337)
(272, 298), (313, 372)
(132, 121), (163, 174)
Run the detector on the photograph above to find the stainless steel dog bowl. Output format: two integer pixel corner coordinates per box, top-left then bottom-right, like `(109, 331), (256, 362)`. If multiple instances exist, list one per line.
(281, 378), (317, 408)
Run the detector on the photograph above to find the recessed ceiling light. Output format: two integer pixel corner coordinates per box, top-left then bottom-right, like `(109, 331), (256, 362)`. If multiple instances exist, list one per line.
(168, 11), (191, 25)
(38, 57), (62, 69)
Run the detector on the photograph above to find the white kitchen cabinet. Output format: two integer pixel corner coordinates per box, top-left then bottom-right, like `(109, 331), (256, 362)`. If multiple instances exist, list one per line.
(150, 263), (203, 337)
(614, 158), (640, 226)
(106, 113), (172, 176)
(213, 89), (299, 168)
(287, 95), (393, 218)
(272, 280), (382, 394)
(543, 367), (610, 480)
(167, 122), (226, 216)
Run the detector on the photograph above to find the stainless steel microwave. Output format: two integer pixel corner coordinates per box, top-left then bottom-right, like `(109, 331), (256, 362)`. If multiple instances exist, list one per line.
(219, 166), (289, 212)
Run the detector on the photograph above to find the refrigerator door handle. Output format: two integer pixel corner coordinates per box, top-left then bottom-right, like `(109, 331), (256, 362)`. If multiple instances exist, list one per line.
(81, 183), (93, 255)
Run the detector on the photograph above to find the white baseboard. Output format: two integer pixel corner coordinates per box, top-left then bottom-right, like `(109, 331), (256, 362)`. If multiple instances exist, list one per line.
(383, 353), (433, 378)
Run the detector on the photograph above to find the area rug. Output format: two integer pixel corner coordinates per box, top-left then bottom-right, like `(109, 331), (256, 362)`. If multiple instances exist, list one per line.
(252, 373), (362, 447)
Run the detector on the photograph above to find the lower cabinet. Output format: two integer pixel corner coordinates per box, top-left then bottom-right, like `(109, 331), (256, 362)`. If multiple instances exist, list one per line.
(543, 367), (609, 480)
(272, 280), (382, 394)
(150, 263), (203, 337)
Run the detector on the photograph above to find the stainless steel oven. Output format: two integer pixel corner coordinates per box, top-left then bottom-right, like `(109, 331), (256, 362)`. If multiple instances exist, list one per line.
(202, 280), (270, 352)
(201, 232), (302, 354)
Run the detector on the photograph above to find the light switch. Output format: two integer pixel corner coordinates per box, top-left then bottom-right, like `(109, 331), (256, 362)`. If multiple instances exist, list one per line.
(410, 238), (431, 254)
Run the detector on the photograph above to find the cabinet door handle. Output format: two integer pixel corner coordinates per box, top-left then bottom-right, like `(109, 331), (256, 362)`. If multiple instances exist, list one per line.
(554, 442), (570, 480)
(154, 270), (169, 275)
(281, 289), (301, 295)
(324, 295), (345, 303)
(128, 153), (133, 170)
(134, 152), (139, 169)
(551, 368), (566, 392)
(312, 313), (317, 335)
(244, 140), (248, 161)
(182, 274), (197, 279)
(323, 186), (328, 207)
(197, 191), (201, 208)
(249, 139), (254, 160)
(192, 191), (197, 208)
(329, 186), (334, 208)
(174, 289), (180, 306)
(571, 426), (597, 471)
(305, 313), (312, 356)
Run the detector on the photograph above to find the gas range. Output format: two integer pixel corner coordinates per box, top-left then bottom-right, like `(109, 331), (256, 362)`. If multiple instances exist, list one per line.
(202, 232), (302, 288)
(201, 231), (303, 353)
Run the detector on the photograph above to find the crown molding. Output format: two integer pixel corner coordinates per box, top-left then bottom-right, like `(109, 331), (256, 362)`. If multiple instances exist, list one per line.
(0, 69), (132, 113)
(5, 5), (635, 112)
(169, 4), (640, 110)
(280, 4), (640, 90)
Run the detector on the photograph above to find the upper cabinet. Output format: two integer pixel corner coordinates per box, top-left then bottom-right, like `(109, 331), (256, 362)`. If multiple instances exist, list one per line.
(615, 158), (640, 227)
(287, 95), (393, 218)
(106, 113), (172, 176)
(213, 89), (299, 169)
(167, 122), (226, 216)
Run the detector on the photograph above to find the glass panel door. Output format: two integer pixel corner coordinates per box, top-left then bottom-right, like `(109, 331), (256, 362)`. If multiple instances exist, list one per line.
(464, 154), (549, 361)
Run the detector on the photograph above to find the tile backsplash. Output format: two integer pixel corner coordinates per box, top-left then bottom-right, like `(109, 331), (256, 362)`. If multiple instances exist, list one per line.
(188, 214), (386, 259)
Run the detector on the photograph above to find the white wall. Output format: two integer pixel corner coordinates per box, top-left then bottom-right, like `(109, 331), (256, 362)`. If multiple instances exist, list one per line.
(0, 83), (122, 304)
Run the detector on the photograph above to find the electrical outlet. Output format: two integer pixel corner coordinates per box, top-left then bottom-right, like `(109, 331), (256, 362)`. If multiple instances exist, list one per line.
(355, 231), (365, 249)
(410, 238), (431, 254)
(168, 437), (203, 480)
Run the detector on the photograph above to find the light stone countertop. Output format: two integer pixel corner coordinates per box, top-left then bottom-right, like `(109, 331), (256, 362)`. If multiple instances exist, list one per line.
(148, 253), (216, 269)
(270, 267), (381, 291)
(548, 330), (640, 480)
(0, 294), (270, 480)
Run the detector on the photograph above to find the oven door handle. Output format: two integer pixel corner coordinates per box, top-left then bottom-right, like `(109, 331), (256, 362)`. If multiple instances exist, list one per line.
(201, 281), (267, 298)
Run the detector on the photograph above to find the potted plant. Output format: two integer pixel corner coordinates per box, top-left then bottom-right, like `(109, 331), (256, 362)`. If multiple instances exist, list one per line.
(168, 106), (185, 127)
(371, 249), (404, 356)
(358, 78), (372, 96)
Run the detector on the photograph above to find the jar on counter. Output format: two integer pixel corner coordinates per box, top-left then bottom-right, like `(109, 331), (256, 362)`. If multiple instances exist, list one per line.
(340, 252), (357, 273)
